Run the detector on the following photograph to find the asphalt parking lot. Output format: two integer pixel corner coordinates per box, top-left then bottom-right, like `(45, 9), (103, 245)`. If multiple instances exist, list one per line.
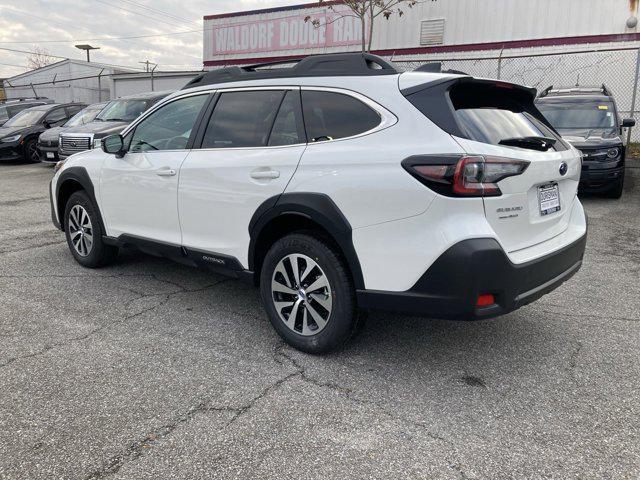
(0, 160), (638, 479)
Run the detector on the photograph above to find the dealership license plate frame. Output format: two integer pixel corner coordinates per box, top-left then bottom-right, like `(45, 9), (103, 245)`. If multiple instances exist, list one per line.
(538, 183), (561, 216)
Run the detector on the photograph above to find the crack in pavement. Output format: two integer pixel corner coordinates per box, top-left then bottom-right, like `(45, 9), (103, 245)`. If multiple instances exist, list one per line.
(83, 343), (470, 479)
(0, 239), (66, 255)
(0, 278), (229, 369)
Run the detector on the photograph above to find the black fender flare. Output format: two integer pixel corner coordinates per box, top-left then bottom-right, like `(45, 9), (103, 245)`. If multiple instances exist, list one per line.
(248, 192), (365, 290)
(55, 166), (106, 233)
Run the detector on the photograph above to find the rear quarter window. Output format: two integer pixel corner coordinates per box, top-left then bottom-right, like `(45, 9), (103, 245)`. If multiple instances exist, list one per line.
(302, 90), (380, 142)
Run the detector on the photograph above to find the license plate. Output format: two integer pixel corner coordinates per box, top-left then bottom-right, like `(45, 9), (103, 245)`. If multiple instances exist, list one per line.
(46, 152), (55, 159)
(538, 184), (561, 216)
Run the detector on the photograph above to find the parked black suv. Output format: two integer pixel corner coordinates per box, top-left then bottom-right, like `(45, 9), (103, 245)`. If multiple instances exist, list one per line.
(536, 85), (635, 198)
(38, 102), (107, 163)
(0, 97), (54, 126)
(58, 91), (171, 159)
(0, 102), (86, 162)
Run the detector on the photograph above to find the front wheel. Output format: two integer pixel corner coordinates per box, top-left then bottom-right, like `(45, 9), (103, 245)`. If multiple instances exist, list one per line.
(260, 233), (362, 354)
(24, 139), (40, 163)
(64, 191), (118, 268)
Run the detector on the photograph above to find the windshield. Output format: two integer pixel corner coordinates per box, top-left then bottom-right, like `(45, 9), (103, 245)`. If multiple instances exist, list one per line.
(64, 106), (104, 127)
(3, 108), (45, 127)
(96, 99), (149, 122)
(537, 101), (616, 130)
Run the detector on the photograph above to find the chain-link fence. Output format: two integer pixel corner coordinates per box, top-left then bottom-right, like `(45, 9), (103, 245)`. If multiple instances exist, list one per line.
(394, 46), (640, 141)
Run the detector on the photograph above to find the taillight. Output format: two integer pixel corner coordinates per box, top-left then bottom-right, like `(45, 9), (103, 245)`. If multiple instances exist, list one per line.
(403, 155), (530, 197)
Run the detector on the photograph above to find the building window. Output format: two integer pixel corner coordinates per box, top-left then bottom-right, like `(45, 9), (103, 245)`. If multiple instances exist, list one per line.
(420, 19), (445, 46)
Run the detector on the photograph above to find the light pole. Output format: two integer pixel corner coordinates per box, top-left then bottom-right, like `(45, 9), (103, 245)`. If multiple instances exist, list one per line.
(75, 44), (100, 62)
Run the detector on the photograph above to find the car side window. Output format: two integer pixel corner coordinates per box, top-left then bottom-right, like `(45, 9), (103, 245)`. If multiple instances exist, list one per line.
(45, 107), (67, 125)
(201, 90), (284, 149)
(129, 94), (208, 152)
(301, 90), (381, 142)
(268, 91), (304, 146)
(66, 105), (83, 117)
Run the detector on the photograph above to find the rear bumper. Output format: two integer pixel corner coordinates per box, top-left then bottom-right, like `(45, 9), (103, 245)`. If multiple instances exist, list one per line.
(357, 232), (586, 320)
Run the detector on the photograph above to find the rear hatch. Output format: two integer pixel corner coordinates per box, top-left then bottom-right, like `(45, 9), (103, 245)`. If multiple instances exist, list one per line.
(402, 76), (581, 253)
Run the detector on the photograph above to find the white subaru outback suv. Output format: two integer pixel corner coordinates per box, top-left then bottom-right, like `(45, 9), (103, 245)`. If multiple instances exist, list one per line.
(50, 53), (587, 353)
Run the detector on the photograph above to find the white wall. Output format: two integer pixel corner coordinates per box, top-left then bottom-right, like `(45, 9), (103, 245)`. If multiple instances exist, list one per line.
(111, 72), (200, 98)
(3, 60), (121, 104)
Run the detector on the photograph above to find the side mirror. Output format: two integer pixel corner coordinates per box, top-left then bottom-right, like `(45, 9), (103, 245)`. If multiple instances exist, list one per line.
(622, 118), (636, 128)
(43, 121), (51, 129)
(102, 134), (125, 157)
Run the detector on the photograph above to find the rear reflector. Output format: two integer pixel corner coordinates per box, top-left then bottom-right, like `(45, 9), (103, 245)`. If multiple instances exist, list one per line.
(476, 294), (495, 307)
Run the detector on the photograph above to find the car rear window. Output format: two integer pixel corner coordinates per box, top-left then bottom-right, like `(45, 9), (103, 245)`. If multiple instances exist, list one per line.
(405, 80), (565, 151)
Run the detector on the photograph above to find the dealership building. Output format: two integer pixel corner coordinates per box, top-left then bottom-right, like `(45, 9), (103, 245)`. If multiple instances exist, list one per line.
(203, 0), (640, 66)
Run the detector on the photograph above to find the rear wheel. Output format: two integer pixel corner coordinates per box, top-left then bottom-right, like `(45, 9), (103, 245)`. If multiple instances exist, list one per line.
(24, 139), (40, 163)
(260, 233), (362, 354)
(64, 191), (118, 268)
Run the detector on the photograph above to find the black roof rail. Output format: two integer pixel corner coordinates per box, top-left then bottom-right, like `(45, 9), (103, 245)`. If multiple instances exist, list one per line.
(539, 84), (613, 98)
(182, 53), (398, 89)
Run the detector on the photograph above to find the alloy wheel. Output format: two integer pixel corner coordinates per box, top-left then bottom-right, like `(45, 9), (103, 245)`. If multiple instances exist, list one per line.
(271, 253), (333, 336)
(27, 142), (40, 162)
(68, 205), (93, 257)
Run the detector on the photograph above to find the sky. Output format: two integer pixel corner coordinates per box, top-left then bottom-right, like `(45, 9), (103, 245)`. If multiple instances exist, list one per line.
(0, 0), (304, 78)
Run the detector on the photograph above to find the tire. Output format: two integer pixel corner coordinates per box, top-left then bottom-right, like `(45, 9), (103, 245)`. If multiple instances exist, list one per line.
(260, 233), (363, 354)
(63, 191), (118, 268)
(605, 172), (624, 199)
(24, 138), (40, 163)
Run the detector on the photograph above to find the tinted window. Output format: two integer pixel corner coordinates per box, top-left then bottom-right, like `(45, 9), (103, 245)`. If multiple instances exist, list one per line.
(202, 90), (284, 149)
(0, 107), (8, 123)
(269, 91), (303, 146)
(129, 94), (208, 152)
(302, 90), (380, 142)
(66, 105), (84, 117)
(45, 107), (67, 124)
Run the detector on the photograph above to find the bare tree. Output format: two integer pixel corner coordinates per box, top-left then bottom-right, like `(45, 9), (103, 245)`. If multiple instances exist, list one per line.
(305, 0), (429, 52)
(26, 45), (56, 70)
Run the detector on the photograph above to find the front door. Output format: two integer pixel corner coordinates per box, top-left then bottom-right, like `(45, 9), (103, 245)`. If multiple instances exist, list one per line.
(99, 93), (210, 244)
(179, 88), (307, 267)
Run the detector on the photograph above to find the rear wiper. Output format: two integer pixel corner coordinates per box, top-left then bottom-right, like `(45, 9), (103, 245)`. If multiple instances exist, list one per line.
(499, 136), (557, 151)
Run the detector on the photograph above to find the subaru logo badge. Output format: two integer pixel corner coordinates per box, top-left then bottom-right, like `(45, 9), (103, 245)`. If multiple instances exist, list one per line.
(559, 162), (568, 176)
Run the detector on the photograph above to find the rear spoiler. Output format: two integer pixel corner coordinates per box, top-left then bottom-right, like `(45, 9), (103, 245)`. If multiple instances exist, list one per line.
(401, 76), (537, 99)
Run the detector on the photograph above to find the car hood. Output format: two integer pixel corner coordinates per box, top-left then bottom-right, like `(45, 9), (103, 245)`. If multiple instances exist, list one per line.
(62, 120), (129, 137)
(557, 128), (622, 148)
(0, 125), (33, 138)
(39, 126), (65, 142)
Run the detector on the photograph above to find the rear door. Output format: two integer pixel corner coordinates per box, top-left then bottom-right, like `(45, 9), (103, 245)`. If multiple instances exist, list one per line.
(178, 88), (307, 267)
(449, 82), (581, 253)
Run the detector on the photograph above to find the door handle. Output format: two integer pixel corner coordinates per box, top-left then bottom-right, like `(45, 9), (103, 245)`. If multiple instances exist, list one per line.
(155, 167), (176, 177)
(250, 169), (280, 180)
